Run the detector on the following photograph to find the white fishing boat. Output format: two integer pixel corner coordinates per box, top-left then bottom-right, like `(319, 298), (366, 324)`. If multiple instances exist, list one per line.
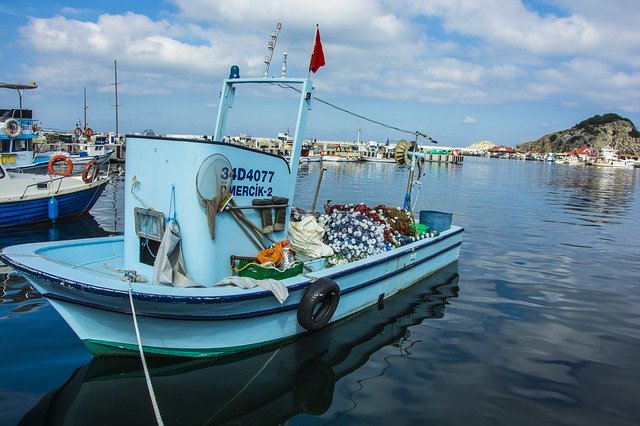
(0, 69), (464, 358)
(33, 136), (114, 175)
(592, 146), (636, 168)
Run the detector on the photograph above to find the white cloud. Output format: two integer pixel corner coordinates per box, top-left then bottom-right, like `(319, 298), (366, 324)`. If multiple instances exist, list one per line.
(4, 0), (639, 135)
(461, 115), (477, 124)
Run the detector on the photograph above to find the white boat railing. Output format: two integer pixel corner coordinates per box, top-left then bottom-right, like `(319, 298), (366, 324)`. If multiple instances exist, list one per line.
(18, 175), (67, 199)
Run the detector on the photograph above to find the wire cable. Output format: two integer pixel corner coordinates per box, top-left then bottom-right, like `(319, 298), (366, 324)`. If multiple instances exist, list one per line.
(275, 82), (438, 143)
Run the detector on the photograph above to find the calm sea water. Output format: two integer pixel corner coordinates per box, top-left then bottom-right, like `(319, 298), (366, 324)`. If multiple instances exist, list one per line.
(1, 157), (639, 425)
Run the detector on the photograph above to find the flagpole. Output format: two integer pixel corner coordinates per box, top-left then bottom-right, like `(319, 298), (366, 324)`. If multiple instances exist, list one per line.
(307, 24), (318, 78)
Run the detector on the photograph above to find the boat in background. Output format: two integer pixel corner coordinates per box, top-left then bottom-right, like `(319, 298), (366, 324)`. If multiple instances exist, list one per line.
(33, 132), (114, 174)
(1, 82), (42, 172)
(592, 146), (636, 168)
(0, 160), (109, 228)
(1, 68), (463, 358)
(1, 82), (114, 174)
(321, 153), (360, 162)
(359, 141), (396, 162)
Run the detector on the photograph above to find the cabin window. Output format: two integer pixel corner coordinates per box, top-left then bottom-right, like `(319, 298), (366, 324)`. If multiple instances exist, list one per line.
(14, 139), (27, 151)
(134, 208), (165, 266)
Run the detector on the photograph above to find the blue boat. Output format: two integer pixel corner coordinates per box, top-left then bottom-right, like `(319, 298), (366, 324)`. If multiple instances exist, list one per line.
(0, 161), (109, 228)
(0, 70), (464, 358)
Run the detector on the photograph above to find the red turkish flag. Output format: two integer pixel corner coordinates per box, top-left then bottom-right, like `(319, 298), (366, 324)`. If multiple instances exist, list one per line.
(309, 26), (325, 73)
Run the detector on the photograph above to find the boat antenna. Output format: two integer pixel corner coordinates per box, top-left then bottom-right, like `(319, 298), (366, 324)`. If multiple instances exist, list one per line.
(263, 22), (282, 77)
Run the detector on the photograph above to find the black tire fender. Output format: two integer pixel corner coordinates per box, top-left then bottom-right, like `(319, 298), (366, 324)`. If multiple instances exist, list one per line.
(297, 278), (340, 331)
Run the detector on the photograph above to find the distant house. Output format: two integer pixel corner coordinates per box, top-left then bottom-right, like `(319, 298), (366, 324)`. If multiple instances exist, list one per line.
(488, 145), (516, 153)
(488, 145), (516, 157)
(574, 146), (598, 160)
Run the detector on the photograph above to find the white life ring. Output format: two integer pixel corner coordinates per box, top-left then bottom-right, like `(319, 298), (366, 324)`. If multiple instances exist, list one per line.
(5, 118), (22, 138)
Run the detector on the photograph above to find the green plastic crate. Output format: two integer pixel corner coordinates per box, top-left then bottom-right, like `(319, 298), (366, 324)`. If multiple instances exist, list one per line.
(236, 259), (303, 280)
(410, 222), (429, 235)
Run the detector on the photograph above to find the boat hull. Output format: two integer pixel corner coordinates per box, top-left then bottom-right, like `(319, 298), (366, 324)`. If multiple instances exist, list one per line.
(20, 263), (460, 424)
(0, 180), (108, 228)
(1, 226), (463, 357)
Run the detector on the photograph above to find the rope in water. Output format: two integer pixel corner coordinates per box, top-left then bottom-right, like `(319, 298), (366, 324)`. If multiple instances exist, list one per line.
(208, 347), (282, 421)
(128, 282), (164, 425)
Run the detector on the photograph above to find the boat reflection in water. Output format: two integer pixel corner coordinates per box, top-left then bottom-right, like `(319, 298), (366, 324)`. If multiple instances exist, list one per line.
(21, 263), (460, 425)
(0, 214), (113, 250)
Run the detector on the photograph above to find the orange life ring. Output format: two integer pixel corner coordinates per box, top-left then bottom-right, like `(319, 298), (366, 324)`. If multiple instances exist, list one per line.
(84, 127), (93, 138)
(73, 127), (83, 137)
(81, 160), (99, 183)
(48, 155), (73, 177)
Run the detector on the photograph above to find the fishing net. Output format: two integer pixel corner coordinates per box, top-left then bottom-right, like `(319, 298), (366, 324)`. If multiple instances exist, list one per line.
(321, 203), (417, 263)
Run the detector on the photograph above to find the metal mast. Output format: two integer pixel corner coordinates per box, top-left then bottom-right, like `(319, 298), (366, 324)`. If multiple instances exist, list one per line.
(82, 86), (89, 129)
(111, 60), (121, 138)
(263, 22), (282, 77)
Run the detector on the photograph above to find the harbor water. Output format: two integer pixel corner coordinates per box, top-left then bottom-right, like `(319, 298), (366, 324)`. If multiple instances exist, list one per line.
(1, 157), (639, 425)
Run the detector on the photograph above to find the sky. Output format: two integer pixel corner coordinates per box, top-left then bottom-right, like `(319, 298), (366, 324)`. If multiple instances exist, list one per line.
(1, 0), (639, 147)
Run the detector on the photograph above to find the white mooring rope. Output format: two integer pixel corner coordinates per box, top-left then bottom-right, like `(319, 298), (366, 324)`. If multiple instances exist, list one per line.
(128, 283), (164, 425)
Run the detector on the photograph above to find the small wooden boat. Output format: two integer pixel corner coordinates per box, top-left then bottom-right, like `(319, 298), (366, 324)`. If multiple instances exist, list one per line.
(1, 71), (464, 358)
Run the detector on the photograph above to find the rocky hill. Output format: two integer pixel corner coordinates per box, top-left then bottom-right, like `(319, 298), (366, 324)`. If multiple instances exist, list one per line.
(516, 113), (640, 154)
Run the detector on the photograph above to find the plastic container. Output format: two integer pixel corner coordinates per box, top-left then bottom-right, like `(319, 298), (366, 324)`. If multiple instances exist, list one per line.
(410, 222), (429, 235)
(419, 210), (452, 233)
(281, 241), (295, 268)
(236, 259), (303, 280)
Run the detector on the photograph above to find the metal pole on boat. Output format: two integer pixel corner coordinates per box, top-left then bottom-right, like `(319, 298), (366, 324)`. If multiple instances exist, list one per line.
(112, 60), (120, 138)
(82, 86), (89, 130)
(311, 167), (327, 213)
(403, 133), (420, 211)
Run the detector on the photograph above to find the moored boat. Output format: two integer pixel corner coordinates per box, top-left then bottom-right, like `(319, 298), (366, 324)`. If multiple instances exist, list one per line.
(33, 136), (114, 174)
(0, 161), (109, 228)
(591, 146), (636, 168)
(1, 82), (41, 171)
(19, 263), (459, 424)
(0, 69), (464, 358)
